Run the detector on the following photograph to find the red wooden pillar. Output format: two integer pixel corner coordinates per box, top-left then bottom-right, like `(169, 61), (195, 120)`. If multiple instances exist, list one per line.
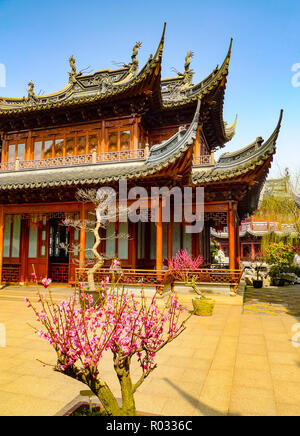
(133, 116), (139, 150)
(250, 215), (254, 230)
(156, 198), (163, 271)
(235, 216), (240, 269)
(0, 207), (3, 284)
(228, 204), (236, 271)
(79, 203), (86, 269)
(251, 243), (255, 262)
(266, 211), (271, 230)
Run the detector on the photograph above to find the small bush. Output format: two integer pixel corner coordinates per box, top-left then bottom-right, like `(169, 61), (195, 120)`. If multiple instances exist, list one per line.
(280, 265), (300, 277)
(265, 242), (296, 267)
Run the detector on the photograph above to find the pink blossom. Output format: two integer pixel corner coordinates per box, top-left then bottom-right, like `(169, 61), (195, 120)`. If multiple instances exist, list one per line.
(26, 284), (189, 390)
(41, 278), (52, 289)
(168, 250), (203, 281)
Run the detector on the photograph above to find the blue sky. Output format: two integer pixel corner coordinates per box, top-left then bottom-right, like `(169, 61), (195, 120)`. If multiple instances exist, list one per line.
(0, 0), (299, 178)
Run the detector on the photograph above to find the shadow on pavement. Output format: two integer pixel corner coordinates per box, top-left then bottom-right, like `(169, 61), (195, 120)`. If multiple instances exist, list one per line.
(164, 378), (241, 416)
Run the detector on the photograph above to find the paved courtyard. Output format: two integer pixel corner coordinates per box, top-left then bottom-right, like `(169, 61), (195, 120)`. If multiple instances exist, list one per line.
(244, 285), (300, 316)
(0, 285), (300, 416)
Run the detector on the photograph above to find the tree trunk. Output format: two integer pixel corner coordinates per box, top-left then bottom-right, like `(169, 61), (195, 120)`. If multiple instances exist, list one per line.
(87, 221), (104, 292)
(119, 372), (137, 416)
(95, 383), (122, 416)
(115, 359), (137, 416)
(61, 365), (122, 416)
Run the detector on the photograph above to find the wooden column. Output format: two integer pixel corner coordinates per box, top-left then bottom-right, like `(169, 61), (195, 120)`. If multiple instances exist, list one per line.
(156, 198), (163, 271)
(266, 211), (271, 230)
(26, 131), (32, 161)
(133, 116), (139, 150)
(101, 120), (105, 153)
(235, 216), (240, 269)
(130, 222), (137, 269)
(0, 207), (3, 285)
(251, 243), (255, 262)
(167, 220), (173, 262)
(228, 204), (236, 271)
(250, 215), (254, 230)
(1, 134), (5, 163)
(79, 203), (86, 268)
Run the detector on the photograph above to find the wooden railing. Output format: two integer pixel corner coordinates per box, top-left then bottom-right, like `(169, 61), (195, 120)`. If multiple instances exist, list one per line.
(75, 268), (172, 294)
(176, 268), (242, 286)
(0, 149), (146, 172)
(75, 267), (242, 294)
(0, 150), (215, 172)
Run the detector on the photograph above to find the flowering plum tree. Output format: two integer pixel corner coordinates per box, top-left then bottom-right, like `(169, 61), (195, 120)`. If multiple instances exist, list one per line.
(26, 281), (190, 416)
(168, 249), (204, 295)
(62, 188), (128, 292)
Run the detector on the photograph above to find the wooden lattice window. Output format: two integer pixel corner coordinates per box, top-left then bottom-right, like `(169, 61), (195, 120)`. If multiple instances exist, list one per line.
(3, 215), (22, 260)
(7, 143), (25, 162)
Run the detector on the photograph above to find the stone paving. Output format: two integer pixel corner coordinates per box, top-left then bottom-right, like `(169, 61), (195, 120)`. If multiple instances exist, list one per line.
(0, 285), (300, 416)
(244, 285), (300, 316)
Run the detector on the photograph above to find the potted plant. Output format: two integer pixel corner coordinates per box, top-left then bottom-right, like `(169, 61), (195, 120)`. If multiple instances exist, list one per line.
(190, 277), (215, 316)
(169, 250), (215, 316)
(252, 258), (264, 288)
(265, 242), (296, 286)
(269, 265), (285, 286)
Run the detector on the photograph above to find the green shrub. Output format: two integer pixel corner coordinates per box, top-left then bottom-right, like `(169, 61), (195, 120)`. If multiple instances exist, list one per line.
(265, 242), (296, 268)
(280, 265), (300, 277)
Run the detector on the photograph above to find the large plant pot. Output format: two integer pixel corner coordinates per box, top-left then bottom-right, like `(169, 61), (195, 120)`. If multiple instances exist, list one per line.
(252, 280), (263, 289)
(192, 298), (215, 316)
(272, 278), (285, 287)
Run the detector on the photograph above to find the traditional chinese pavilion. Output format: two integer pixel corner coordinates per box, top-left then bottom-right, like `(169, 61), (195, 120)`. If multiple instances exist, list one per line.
(0, 24), (283, 286)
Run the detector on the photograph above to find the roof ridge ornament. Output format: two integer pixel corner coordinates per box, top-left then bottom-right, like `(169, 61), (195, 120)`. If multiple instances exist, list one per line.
(183, 51), (194, 85)
(123, 41), (142, 75)
(173, 51), (194, 86)
(26, 80), (37, 102)
(69, 55), (82, 84)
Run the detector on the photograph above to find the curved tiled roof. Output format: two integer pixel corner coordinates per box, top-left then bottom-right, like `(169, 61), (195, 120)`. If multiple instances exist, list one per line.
(0, 25), (166, 116)
(212, 227), (298, 239)
(161, 39), (233, 108)
(0, 28), (234, 139)
(192, 110), (283, 185)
